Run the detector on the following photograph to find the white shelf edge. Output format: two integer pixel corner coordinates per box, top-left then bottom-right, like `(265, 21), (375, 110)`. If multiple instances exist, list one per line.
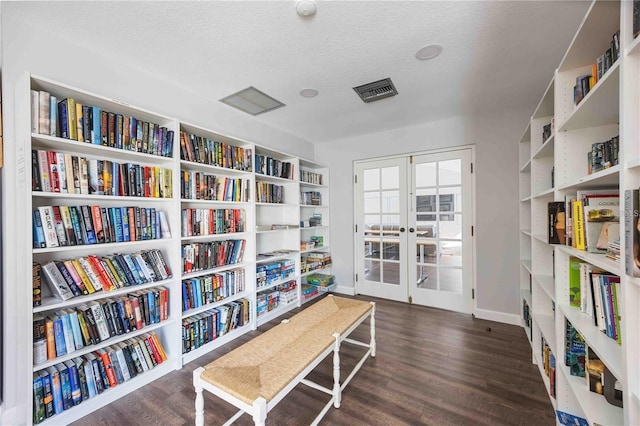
(180, 231), (250, 242)
(181, 291), (252, 320)
(521, 259), (532, 273)
(181, 323), (253, 365)
(33, 238), (173, 255)
(556, 246), (621, 275)
(181, 261), (251, 280)
(33, 317), (176, 372)
(34, 278), (174, 313)
(32, 191), (174, 203)
(556, 165), (620, 191)
(533, 274), (555, 302)
(533, 188), (555, 199)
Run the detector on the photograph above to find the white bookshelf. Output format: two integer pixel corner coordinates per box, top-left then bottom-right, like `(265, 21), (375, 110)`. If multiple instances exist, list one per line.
(4, 74), (334, 425)
(519, 1), (635, 423)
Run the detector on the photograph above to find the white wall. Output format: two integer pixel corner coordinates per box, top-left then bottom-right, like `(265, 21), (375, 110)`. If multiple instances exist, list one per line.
(315, 107), (528, 322)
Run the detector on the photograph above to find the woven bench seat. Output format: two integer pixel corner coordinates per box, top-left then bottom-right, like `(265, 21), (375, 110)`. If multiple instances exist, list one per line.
(193, 295), (376, 426)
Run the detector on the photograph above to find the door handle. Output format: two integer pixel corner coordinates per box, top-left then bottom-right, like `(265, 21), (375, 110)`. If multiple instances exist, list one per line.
(409, 228), (415, 233)
(400, 227), (406, 232)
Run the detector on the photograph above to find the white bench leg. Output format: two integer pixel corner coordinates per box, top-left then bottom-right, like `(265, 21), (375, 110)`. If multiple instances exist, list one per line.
(252, 397), (267, 426)
(370, 302), (376, 357)
(193, 367), (205, 426)
(332, 332), (341, 408)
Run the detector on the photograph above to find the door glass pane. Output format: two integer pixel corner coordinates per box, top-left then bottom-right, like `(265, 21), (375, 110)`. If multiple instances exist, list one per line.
(382, 261), (400, 285)
(417, 265), (437, 289)
(415, 162), (437, 187)
(382, 215), (400, 226)
(381, 190), (399, 213)
(440, 268), (462, 293)
(439, 187), (461, 214)
(383, 241), (399, 260)
(438, 213), (462, 239)
(363, 169), (380, 191)
(416, 188), (436, 222)
(365, 260), (381, 282)
(381, 166), (399, 190)
(364, 192), (380, 214)
(440, 241), (462, 267)
(439, 159), (461, 186)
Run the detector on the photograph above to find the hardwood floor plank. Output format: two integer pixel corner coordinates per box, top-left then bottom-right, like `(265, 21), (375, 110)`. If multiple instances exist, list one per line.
(71, 295), (553, 426)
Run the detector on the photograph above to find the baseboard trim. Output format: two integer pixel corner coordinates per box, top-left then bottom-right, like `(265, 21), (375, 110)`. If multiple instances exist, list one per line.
(475, 308), (521, 326)
(334, 285), (356, 296)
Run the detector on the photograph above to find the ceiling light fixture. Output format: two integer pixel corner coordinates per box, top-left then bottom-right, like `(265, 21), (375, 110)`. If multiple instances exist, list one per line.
(415, 44), (443, 61)
(299, 88), (319, 98)
(219, 86), (285, 115)
(296, 0), (317, 17)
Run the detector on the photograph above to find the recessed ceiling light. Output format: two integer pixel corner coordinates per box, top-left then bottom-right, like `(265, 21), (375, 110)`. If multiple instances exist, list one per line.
(299, 88), (319, 98)
(415, 44), (443, 61)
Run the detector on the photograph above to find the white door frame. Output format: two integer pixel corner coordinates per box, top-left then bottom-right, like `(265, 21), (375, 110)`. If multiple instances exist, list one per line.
(353, 145), (476, 315)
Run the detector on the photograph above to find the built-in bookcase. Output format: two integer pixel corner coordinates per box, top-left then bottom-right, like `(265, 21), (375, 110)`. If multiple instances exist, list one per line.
(4, 73), (333, 425)
(24, 74), (183, 426)
(178, 122), (256, 364)
(519, 1), (640, 423)
(254, 146), (300, 326)
(299, 159), (333, 303)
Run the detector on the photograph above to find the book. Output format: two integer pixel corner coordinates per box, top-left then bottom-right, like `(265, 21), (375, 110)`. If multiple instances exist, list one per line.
(33, 372), (45, 424)
(41, 261), (74, 301)
(33, 262), (42, 307)
(31, 90), (39, 133)
(625, 189), (640, 277)
(571, 200), (585, 250)
(582, 193), (619, 253)
(38, 369), (54, 419)
(56, 362), (73, 410)
(46, 365), (64, 415)
(38, 206), (59, 248)
(32, 210), (47, 249)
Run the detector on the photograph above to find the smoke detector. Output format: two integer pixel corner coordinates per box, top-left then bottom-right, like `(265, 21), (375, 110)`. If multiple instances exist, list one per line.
(353, 78), (398, 103)
(296, 0), (317, 17)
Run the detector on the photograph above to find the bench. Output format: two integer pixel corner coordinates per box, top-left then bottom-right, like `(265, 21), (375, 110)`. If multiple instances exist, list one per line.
(193, 295), (376, 425)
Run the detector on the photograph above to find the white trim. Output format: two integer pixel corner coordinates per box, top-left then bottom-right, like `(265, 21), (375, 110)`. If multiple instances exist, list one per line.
(475, 308), (521, 326)
(334, 285), (356, 296)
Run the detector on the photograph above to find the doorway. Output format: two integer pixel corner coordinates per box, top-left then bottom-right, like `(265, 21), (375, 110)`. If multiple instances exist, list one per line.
(354, 147), (474, 314)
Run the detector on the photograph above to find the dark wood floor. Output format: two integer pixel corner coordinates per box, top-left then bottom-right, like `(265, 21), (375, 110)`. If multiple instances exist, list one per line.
(71, 295), (555, 426)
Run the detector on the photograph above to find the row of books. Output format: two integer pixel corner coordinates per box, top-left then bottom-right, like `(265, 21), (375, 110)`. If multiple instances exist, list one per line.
(255, 154), (295, 180)
(588, 136), (619, 175)
(256, 259), (295, 289)
(31, 90), (174, 157)
(564, 319), (623, 407)
(541, 336), (556, 399)
(255, 182), (284, 204)
(301, 284), (320, 301)
(574, 31), (619, 106)
(300, 235), (324, 251)
(300, 191), (322, 206)
(301, 252), (332, 274)
(300, 170), (323, 185)
(33, 288), (168, 364)
(182, 268), (246, 312)
(181, 208), (246, 237)
(522, 299), (531, 330)
(569, 257), (622, 345)
(32, 333), (167, 423)
(180, 171), (250, 202)
(36, 249), (171, 302)
(179, 131), (253, 172)
(548, 189), (619, 253)
(182, 299), (251, 354)
(33, 205), (170, 249)
(32, 149), (173, 199)
(181, 239), (246, 274)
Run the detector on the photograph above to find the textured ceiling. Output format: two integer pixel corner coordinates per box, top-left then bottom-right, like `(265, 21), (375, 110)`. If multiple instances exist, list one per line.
(10, 1), (591, 143)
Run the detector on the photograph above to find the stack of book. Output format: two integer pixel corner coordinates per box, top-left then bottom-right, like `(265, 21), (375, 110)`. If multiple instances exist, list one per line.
(31, 90), (173, 157)
(33, 332), (168, 424)
(36, 249), (171, 301)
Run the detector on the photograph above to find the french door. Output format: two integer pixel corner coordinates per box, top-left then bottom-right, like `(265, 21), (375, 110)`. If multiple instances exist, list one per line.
(355, 148), (474, 314)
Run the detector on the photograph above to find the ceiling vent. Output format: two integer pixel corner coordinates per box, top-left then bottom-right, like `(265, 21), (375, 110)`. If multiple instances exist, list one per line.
(219, 86), (285, 115)
(353, 78), (398, 103)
